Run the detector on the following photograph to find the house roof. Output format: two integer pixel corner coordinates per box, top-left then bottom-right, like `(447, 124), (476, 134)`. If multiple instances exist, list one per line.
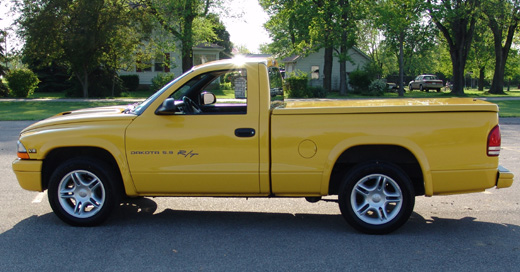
(282, 55), (300, 63)
(193, 43), (224, 51)
(194, 43), (224, 49)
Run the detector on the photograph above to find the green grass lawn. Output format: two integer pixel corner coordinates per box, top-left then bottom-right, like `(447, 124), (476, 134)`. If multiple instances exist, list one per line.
(0, 101), (129, 121)
(1, 88), (520, 120)
(492, 100), (520, 118)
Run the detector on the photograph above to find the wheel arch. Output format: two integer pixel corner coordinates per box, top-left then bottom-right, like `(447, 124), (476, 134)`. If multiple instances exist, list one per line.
(41, 147), (126, 196)
(327, 144), (427, 197)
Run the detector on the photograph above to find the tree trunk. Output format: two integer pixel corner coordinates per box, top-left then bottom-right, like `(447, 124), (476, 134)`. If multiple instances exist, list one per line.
(323, 46), (333, 92)
(429, 1), (478, 96)
(487, 17), (517, 94)
(478, 66), (485, 91)
(111, 73), (116, 97)
(76, 69), (89, 98)
(339, 54), (347, 95)
(489, 56), (506, 94)
(338, 0), (349, 96)
(181, 0), (195, 73)
(181, 40), (193, 73)
(450, 49), (466, 95)
(398, 31), (405, 97)
(339, 32), (348, 95)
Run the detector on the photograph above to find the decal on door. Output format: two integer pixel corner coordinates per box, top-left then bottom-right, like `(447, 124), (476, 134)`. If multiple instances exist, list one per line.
(130, 150), (199, 158)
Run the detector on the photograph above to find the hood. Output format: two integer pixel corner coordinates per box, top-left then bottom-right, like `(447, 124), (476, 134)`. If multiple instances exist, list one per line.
(21, 105), (137, 133)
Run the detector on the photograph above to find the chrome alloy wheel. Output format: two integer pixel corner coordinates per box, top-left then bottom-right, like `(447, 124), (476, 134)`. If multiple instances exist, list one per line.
(350, 174), (403, 225)
(58, 170), (106, 219)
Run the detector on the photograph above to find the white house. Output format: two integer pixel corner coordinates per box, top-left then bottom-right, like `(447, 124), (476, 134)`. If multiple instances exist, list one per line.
(119, 43), (224, 85)
(282, 47), (371, 90)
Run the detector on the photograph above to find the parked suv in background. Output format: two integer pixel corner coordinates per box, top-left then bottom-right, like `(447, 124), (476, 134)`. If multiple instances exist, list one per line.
(408, 75), (443, 92)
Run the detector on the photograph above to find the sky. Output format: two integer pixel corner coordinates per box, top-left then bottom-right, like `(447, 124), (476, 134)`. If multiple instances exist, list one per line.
(219, 0), (272, 53)
(0, 0), (272, 54)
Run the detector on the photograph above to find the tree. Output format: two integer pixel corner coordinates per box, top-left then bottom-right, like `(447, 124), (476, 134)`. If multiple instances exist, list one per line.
(0, 30), (8, 97)
(467, 18), (494, 91)
(504, 48), (520, 91)
(142, 0), (219, 73)
(262, 0), (364, 92)
(206, 13), (233, 59)
(482, 0), (520, 94)
(0, 30), (7, 77)
(261, 0), (313, 57)
(17, 0), (145, 97)
(427, 0), (480, 95)
(334, 0), (361, 95)
(375, 0), (424, 96)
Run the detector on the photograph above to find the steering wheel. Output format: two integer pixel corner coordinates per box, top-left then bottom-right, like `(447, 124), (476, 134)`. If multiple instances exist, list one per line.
(182, 96), (202, 114)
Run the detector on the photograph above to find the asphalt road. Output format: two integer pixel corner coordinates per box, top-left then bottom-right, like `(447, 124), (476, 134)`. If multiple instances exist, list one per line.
(0, 120), (519, 271)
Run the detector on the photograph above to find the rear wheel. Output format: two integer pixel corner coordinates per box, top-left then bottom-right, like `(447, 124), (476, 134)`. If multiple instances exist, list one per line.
(338, 161), (415, 234)
(48, 157), (120, 226)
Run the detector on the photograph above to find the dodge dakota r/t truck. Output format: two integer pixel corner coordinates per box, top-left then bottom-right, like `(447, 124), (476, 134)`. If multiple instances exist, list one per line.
(12, 58), (514, 234)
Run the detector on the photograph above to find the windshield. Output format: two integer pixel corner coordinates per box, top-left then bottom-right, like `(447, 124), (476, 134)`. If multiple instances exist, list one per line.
(130, 71), (192, 115)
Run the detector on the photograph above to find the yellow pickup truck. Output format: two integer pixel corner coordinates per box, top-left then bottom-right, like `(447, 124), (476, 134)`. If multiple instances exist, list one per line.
(12, 58), (514, 234)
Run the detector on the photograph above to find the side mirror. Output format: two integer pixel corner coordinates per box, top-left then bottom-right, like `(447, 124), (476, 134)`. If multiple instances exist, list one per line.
(155, 98), (177, 115)
(201, 92), (216, 105)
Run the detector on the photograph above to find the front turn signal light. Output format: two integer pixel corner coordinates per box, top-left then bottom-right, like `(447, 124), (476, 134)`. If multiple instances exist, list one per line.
(17, 141), (30, 159)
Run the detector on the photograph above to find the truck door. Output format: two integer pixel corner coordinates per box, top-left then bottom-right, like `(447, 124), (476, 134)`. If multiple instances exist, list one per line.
(125, 68), (260, 194)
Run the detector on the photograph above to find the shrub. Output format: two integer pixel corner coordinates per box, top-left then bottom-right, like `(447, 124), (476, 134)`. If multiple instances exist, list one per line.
(309, 86), (327, 98)
(6, 69), (40, 98)
(120, 75), (140, 92)
(285, 72), (310, 98)
(365, 79), (386, 96)
(349, 69), (371, 93)
(32, 64), (71, 93)
(0, 82), (9, 97)
(151, 73), (175, 91)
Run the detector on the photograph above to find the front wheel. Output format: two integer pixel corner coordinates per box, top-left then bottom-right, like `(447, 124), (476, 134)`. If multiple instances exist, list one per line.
(338, 162), (415, 234)
(48, 157), (120, 226)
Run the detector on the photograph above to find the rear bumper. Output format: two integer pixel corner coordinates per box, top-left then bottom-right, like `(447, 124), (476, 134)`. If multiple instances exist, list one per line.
(424, 83), (443, 89)
(12, 159), (43, 192)
(496, 165), (514, 189)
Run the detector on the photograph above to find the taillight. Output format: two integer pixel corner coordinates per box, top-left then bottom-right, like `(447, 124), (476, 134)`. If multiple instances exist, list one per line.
(487, 125), (501, 156)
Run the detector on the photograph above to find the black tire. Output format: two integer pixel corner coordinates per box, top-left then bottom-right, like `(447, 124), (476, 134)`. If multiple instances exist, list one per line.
(338, 161), (415, 234)
(408, 84), (413, 91)
(48, 157), (121, 226)
(419, 85), (424, 91)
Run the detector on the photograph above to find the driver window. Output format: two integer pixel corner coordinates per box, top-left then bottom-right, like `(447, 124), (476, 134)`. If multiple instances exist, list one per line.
(170, 69), (247, 115)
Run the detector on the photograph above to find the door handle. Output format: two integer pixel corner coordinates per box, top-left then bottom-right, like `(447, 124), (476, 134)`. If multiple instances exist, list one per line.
(235, 128), (256, 138)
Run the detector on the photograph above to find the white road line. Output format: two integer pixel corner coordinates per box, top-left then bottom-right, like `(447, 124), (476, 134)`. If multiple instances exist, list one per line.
(32, 192), (46, 203)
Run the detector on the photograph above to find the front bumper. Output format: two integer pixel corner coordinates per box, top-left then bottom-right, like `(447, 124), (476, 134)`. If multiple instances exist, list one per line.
(496, 165), (514, 189)
(12, 159), (43, 192)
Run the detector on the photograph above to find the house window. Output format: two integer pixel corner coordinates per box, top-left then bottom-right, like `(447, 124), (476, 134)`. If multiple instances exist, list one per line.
(154, 54), (164, 72)
(311, 66), (320, 79)
(143, 58), (152, 72)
